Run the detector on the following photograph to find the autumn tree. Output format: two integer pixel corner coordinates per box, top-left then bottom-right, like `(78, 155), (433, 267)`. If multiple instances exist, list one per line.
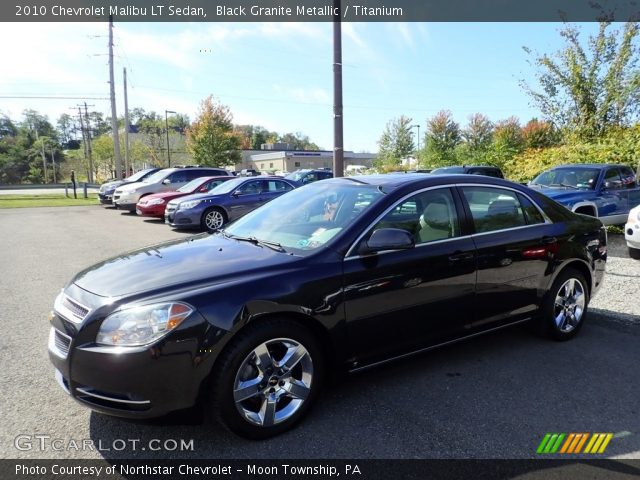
(186, 96), (241, 167)
(521, 22), (640, 139)
(521, 119), (559, 149)
(421, 110), (461, 166)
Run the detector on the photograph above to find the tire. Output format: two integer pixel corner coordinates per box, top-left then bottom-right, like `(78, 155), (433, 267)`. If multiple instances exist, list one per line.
(201, 207), (226, 232)
(207, 318), (324, 439)
(538, 268), (590, 341)
(629, 247), (640, 260)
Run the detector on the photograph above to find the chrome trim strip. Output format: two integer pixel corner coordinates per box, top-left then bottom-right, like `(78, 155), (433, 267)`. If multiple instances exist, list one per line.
(75, 387), (151, 405)
(345, 182), (552, 259)
(55, 369), (70, 395)
(48, 327), (71, 359)
(348, 318), (531, 373)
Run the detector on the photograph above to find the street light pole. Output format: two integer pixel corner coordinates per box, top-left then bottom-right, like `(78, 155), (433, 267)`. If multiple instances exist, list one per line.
(165, 110), (176, 167)
(411, 124), (420, 152)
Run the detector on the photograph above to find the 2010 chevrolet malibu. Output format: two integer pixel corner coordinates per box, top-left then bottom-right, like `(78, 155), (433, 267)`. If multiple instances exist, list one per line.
(48, 174), (607, 439)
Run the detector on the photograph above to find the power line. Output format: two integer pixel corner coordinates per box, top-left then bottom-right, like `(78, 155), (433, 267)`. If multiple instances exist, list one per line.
(0, 96), (109, 100)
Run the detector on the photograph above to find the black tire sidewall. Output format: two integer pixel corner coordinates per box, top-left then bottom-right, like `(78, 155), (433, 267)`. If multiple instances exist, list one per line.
(209, 319), (324, 439)
(541, 268), (590, 341)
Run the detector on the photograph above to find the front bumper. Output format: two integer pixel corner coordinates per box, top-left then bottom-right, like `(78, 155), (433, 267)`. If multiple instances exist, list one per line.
(167, 208), (200, 229)
(98, 193), (113, 205)
(136, 203), (166, 217)
(48, 307), (215, 419)
(626, 220), (640, 250)
(113, 192), (140, 211)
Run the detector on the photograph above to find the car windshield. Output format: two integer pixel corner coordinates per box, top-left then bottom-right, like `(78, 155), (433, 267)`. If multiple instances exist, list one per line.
(531, 168), (599, 189)
(431, 167), (464, 174)
(143, 169), (171, 184)
(126, 169), (153, 182)
(224, 181), (384, 255)
(177, 177), (209, 193)
(285, 170), (309, 182)
(207, 177), (246, 194)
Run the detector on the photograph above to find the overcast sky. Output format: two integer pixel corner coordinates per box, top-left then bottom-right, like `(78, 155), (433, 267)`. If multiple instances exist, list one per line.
(0, 22), (604, 152)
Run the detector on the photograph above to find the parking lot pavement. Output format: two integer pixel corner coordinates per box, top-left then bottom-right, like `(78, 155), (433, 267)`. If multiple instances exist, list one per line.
(0, 205), (638, 460)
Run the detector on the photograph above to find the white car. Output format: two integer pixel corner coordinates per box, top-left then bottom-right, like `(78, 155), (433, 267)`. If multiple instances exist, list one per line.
(113, 167), (229, 212)
(626, 204), (640, 259)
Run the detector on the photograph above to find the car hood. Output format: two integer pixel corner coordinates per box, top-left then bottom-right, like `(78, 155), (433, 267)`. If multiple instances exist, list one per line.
(529, 185), (591, 203)
(173, 192), (226, 203)
(72, 233), (296, 298)
(141, 190), (185, 202)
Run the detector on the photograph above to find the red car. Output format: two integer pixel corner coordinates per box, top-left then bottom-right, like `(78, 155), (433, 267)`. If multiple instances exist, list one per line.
(136, 176), (233, 218)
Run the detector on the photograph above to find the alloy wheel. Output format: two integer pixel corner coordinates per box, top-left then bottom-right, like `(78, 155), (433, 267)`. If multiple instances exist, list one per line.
(205, 210), (224, 230)
(553, 278), (585, 333)
(233, 338), (313, 427)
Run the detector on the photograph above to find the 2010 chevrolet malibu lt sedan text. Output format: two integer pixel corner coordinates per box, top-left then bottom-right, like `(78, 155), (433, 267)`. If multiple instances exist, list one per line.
(48, 174), (607, 439)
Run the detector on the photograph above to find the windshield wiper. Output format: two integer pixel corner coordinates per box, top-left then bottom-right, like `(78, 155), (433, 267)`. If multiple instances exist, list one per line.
(550, 183), (579, 189)
(223, 232), (287, 253)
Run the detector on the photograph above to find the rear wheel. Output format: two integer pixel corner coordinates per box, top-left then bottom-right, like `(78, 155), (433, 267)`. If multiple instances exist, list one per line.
(207, 319), (324, 439)
(538, 268), (589, 341)
(201, 207), (226, 232)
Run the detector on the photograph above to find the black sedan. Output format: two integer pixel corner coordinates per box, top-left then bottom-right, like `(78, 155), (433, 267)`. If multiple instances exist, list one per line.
(48, 174), (607, 439)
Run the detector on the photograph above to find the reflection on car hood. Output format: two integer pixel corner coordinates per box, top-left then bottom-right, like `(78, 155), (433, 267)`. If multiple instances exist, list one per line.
(72, 233), (294, 297)
(174, 192), (226, 203)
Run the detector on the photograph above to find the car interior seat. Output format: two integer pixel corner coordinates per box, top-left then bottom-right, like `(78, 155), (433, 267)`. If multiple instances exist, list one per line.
(417, 201), (452, 243)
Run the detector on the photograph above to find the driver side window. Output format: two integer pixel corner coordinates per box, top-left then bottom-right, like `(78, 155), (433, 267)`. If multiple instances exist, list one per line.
(238, 180), (262, 195)
(373, 188), (460, 245)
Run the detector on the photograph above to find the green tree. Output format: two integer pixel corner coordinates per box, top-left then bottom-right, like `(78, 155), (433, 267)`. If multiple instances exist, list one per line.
(521, 22), (640, 139)
(376, 115), (415, 168)
(186, 96), (241, 167)
(458, 113), (493, 162)
(57, 113), (75, 148)
(487, 117), (524, 169)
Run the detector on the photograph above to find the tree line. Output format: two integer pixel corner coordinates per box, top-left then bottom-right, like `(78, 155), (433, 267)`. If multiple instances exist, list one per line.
(377, 22), (640, 181)
(0, 96), (322, 184)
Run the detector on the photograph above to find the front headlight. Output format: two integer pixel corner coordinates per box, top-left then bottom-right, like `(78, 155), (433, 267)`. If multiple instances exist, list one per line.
(179, 200), (201, 210)
(96, 302), (194, 347)
(147, 198), (166, 206)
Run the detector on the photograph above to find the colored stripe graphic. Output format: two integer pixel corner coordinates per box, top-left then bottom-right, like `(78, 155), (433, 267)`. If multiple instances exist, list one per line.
(538, 433), (613, 454)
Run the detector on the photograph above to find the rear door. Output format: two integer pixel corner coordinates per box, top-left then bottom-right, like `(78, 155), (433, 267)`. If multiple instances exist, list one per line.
(259, 179), (294, 205)
(458, 185), (553, 329)
(343, 187), (477, 365)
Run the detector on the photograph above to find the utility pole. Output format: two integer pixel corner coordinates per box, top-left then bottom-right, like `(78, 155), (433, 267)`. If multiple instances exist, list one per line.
(332, 0), (344, 177)
(51, 146), (57, 183)
(84, 103), (94, 183)
(108, 16), (123, 179)
(34, 129), (47, 184)
(123, 67), (130, 177)
(74, 106), (89, 180)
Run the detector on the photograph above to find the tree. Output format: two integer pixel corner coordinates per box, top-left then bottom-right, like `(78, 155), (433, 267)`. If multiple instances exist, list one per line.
(462, 113), (493, 151)
(487, 117), (524, 168)
(521, 22), (640, 139)
(57, 114), (75, 148)
(376, 115), (415, 168)
(420, 110), (461, 166)
(522, 118), (559, 149)
(186, 96), (241, 167)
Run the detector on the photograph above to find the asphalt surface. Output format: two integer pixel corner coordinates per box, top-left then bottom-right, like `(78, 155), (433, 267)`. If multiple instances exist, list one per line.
(0, 205), (638, 461)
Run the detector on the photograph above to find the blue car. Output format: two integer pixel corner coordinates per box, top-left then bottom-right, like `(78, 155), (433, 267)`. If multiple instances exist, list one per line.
(166, 176), (297, 231)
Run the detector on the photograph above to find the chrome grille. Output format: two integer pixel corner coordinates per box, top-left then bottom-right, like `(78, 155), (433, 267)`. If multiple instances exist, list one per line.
(62, 296), (89, 320)
(49, 327), (71, 359)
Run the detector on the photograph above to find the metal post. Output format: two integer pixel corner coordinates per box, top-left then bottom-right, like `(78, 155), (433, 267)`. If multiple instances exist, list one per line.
(165, 110), (176, 167)
(332, 0), (344, 177)
(123, 67), (130, 176)
(109, 16), (123, 179)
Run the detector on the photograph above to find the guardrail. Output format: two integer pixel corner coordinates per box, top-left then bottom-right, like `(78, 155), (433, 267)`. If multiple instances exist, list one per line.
(0, 183), (101, 198)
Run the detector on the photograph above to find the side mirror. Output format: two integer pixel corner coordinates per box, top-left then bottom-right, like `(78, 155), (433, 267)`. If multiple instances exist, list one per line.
(360, 228), (415, 255)
(199, 186), (208, 192)
(231, 190), (241, 197)
(162, 179), (171, 185)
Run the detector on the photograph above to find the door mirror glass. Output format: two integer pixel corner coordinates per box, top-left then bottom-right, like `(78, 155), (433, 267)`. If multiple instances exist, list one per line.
(162, 178), (171, 185)
(362, 228), (415, 254)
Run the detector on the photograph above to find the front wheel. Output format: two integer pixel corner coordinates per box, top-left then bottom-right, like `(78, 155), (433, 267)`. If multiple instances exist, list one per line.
(201, 207), (226, 232)
(538, 268), (589, 341)
(207, 319), (324, 439)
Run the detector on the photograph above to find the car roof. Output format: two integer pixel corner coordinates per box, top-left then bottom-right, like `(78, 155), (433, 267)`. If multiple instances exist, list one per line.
(327, 173), (518, 193)
(550, 164), (620, 169)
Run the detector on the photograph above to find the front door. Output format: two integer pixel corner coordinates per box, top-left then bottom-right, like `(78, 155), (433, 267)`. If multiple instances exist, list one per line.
(343, 187), (477, 366)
